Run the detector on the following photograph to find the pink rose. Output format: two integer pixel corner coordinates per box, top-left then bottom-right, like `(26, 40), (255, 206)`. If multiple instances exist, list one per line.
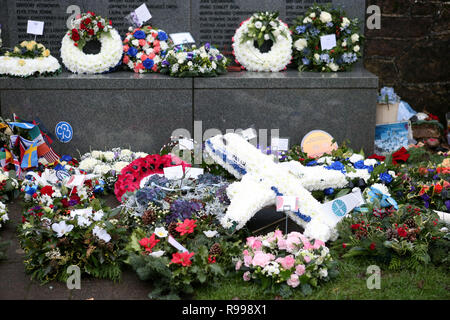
(274, 229), (284, 240)
(243, 249), (249, 256)
(123, 45), (129, 52)
(277, 239), (287, 250)
(139, 39), (146, 47)
(295, 264), (306, 276)
(151, 64), (158, 72)
(141, 54), (148, 61)
(243, 255), (252, 267)
(235, 260), (242, 270)
(252, 240), (262, 251)
(279, 255), (296, 270)
(252, 252), (274, 268)
(123, 55), (130, 64)
(246, 236), (256, 247)
(148, 53), (156, 59)
(304, 256), (311, 263)
(123, 38), (129, 43)
(286, 274), (300, 288)
(153, 46), (160, 54)
(243, 271), (251, 281)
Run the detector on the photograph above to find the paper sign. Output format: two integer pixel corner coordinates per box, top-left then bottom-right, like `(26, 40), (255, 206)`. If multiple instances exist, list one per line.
(27, 20), (45, 35)
(185, 167), (204, 179)
(241, 128), (257, 141)
(168, 235), (188, 252)
(179, 138), (194, 150)
(276, 196), (298, 212)
(170, 32), (195, 45)
(301, 130), (338, 158)
(271, 138), (289, 151)
(134, 3), (152, 25)
(65, 174), (86, 188)
(320, 34), (336, 51)
(163, 165), (184, 180)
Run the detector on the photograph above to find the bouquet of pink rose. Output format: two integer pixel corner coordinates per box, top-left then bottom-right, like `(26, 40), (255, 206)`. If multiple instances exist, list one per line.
(235, 230), (338, 297)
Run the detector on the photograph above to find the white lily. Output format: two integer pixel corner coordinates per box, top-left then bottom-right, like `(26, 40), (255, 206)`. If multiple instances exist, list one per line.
(51, 221), (74, 237)
(150, 250), (165, 258)
(155, 227), (168, 238)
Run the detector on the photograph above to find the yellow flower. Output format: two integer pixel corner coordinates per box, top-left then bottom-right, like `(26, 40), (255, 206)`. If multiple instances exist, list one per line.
(30, 40), (37, 46)
(18, 59), (26, 66)
(26, 42), (35, 51)
(20, 41), (28, 47)
(37, 43), (45, 49)
(14, 46), (21, 53)
(442, 158), (450, 167)
(43, 49), (50, 57)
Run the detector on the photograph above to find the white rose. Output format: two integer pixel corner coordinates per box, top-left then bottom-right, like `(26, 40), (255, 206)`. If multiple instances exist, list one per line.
(309, 12), (316, 18)
(294, 38), (307, 51)
(351, 34), (360, 43)
(349, 154), (365, 163)
(303, 17), (312, 24)
(264, 34), (270, 40)
(131, 39), (139, 46)
(328, 62), (339, 72)
(353, 45), (360, 52)
(342, 40), (347, 47)
(341, 17), (350, 29)
(320, 11), (332, 23)
(314, 53), (320, 60)
(254, 21), (263, 29)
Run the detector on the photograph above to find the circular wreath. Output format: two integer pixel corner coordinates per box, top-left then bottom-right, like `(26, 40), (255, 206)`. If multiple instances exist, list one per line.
(123, 25), (172, 73)
(232, 12), (292, 72)
(290, 4), (363, 72)
(0, 41), (61, 77)
(159, 43), (228, 77)
(61, 11), (123, 74)
(114, 154), (191, 202)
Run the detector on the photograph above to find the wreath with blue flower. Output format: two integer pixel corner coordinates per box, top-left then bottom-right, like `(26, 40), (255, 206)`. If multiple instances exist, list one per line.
(122, 25), (172, 73)
(290, 4), (363, 72)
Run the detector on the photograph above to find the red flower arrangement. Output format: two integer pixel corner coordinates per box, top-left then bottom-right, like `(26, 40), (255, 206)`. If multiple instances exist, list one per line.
(391, 147), (410, 165)
(40, 186), (54, 197)
(367, 154), (386, 162)
(114, 154), (191, 202)
(397, 227), (408, 238)
(171, 251), (195, 267)
(139, 234), (160, 253)
(176, 219), (197, 236)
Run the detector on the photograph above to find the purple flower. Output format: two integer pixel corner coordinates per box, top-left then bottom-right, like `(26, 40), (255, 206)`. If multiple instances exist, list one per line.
(162, 60), (170, 66)
(205, 42), (211, 51)
(216, 54), (223, 60)
(209, 56), (215, 61)
(445, 200), (450, 211)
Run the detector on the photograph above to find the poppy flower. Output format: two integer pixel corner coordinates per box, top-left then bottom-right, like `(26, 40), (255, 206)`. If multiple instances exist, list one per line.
(392, 147), (410, 165)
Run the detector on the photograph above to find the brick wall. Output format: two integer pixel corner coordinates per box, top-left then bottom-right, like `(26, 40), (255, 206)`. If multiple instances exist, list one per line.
(364, 0), (449, 121)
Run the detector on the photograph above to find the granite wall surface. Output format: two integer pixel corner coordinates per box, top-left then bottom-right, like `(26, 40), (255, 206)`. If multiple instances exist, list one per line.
(364, 0), (449, 121)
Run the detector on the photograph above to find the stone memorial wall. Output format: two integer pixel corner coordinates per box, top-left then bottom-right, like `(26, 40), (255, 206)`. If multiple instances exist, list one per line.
(1, 0), (364, 55)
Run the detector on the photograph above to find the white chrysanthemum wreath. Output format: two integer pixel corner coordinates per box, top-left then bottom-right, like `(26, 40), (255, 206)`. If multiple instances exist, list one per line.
(61, 11), (123, 74)
(232, 12), (293, 72)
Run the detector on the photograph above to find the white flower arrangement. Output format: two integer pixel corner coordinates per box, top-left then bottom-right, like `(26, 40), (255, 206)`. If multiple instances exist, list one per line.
(0, 41), (61, 77)
(0, 202), (8, 228)
(61, 12), (123, 74)
(233, 12), (292, 72)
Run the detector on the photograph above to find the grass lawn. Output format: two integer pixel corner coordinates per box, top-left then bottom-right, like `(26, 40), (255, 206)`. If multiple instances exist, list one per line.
(194, 258), (450, 300)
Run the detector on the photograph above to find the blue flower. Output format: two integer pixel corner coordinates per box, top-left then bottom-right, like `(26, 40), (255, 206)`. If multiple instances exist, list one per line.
(133, 30), (146, 39)
(157, 31), (168, 41)
(143, 58), (154, 70)
(296, 25), (307, 34)
(354, 160), (366, 169)
(61, 155), (72, 162)
(326, 22), (334, 28)
(302, 58), (310, 65)
(324, 188), (334, 195)
(320, 53), (330, 63)
(379, 172), (393, 184)
(128, 46), (138, 57)
(325, 161), (345, 172)
(309, 28), (320, 36)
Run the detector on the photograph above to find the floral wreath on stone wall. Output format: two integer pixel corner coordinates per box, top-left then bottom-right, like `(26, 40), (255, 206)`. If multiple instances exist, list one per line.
(159, 43), (228, 77)
(0, 41), (61, 78)
(290, 4), (363, 72)
(123, 25), (172, 73)
(114, 154), (191, 202)
(232, 12), (293, 72)
(61, 11), (123, 74)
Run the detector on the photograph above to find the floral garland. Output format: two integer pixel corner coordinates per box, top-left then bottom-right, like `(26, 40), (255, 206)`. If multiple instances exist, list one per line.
(290, 4), (363, 72)
(236, 230), (337, 297)
(114, 154), (191, 202)
(61, 12), (123, 74)
(232, 12), (293, 72)
(159, 43), (228, 77)
(123, 25), (171, 73)
(0, 41), (61, 77)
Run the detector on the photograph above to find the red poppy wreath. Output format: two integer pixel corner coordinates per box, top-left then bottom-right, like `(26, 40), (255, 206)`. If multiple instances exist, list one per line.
(114, 154), (191, 202)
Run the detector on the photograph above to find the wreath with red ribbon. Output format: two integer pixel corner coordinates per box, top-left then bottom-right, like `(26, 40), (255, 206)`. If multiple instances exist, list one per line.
(114, 154), (191, 202)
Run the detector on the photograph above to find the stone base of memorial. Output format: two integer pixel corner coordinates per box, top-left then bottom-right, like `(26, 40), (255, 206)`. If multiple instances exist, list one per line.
(0, 66), (378, 155)
(0, 72), (193, 155)
(195, 65), (378, 153)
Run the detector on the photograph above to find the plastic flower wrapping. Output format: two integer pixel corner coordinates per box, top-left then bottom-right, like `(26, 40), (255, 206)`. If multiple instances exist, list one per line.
(122, 25), (172, 73)
(235, 230), (338, 297)
(290, 4), (363, 72)
(0, 40), (61, 77)
(159, 43), (228, 77)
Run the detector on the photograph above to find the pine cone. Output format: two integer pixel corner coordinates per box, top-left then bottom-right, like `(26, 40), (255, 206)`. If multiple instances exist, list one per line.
(386, 228), (395, 241)
(58, 237), (70, 246)
(209, 243), (222, 256)
(405, 218), (417, 229)
(106, 242), (114, 252)
(142, 209), (157, 225)
(168, 221), (178, 237)
(97, 240), (107, 249)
